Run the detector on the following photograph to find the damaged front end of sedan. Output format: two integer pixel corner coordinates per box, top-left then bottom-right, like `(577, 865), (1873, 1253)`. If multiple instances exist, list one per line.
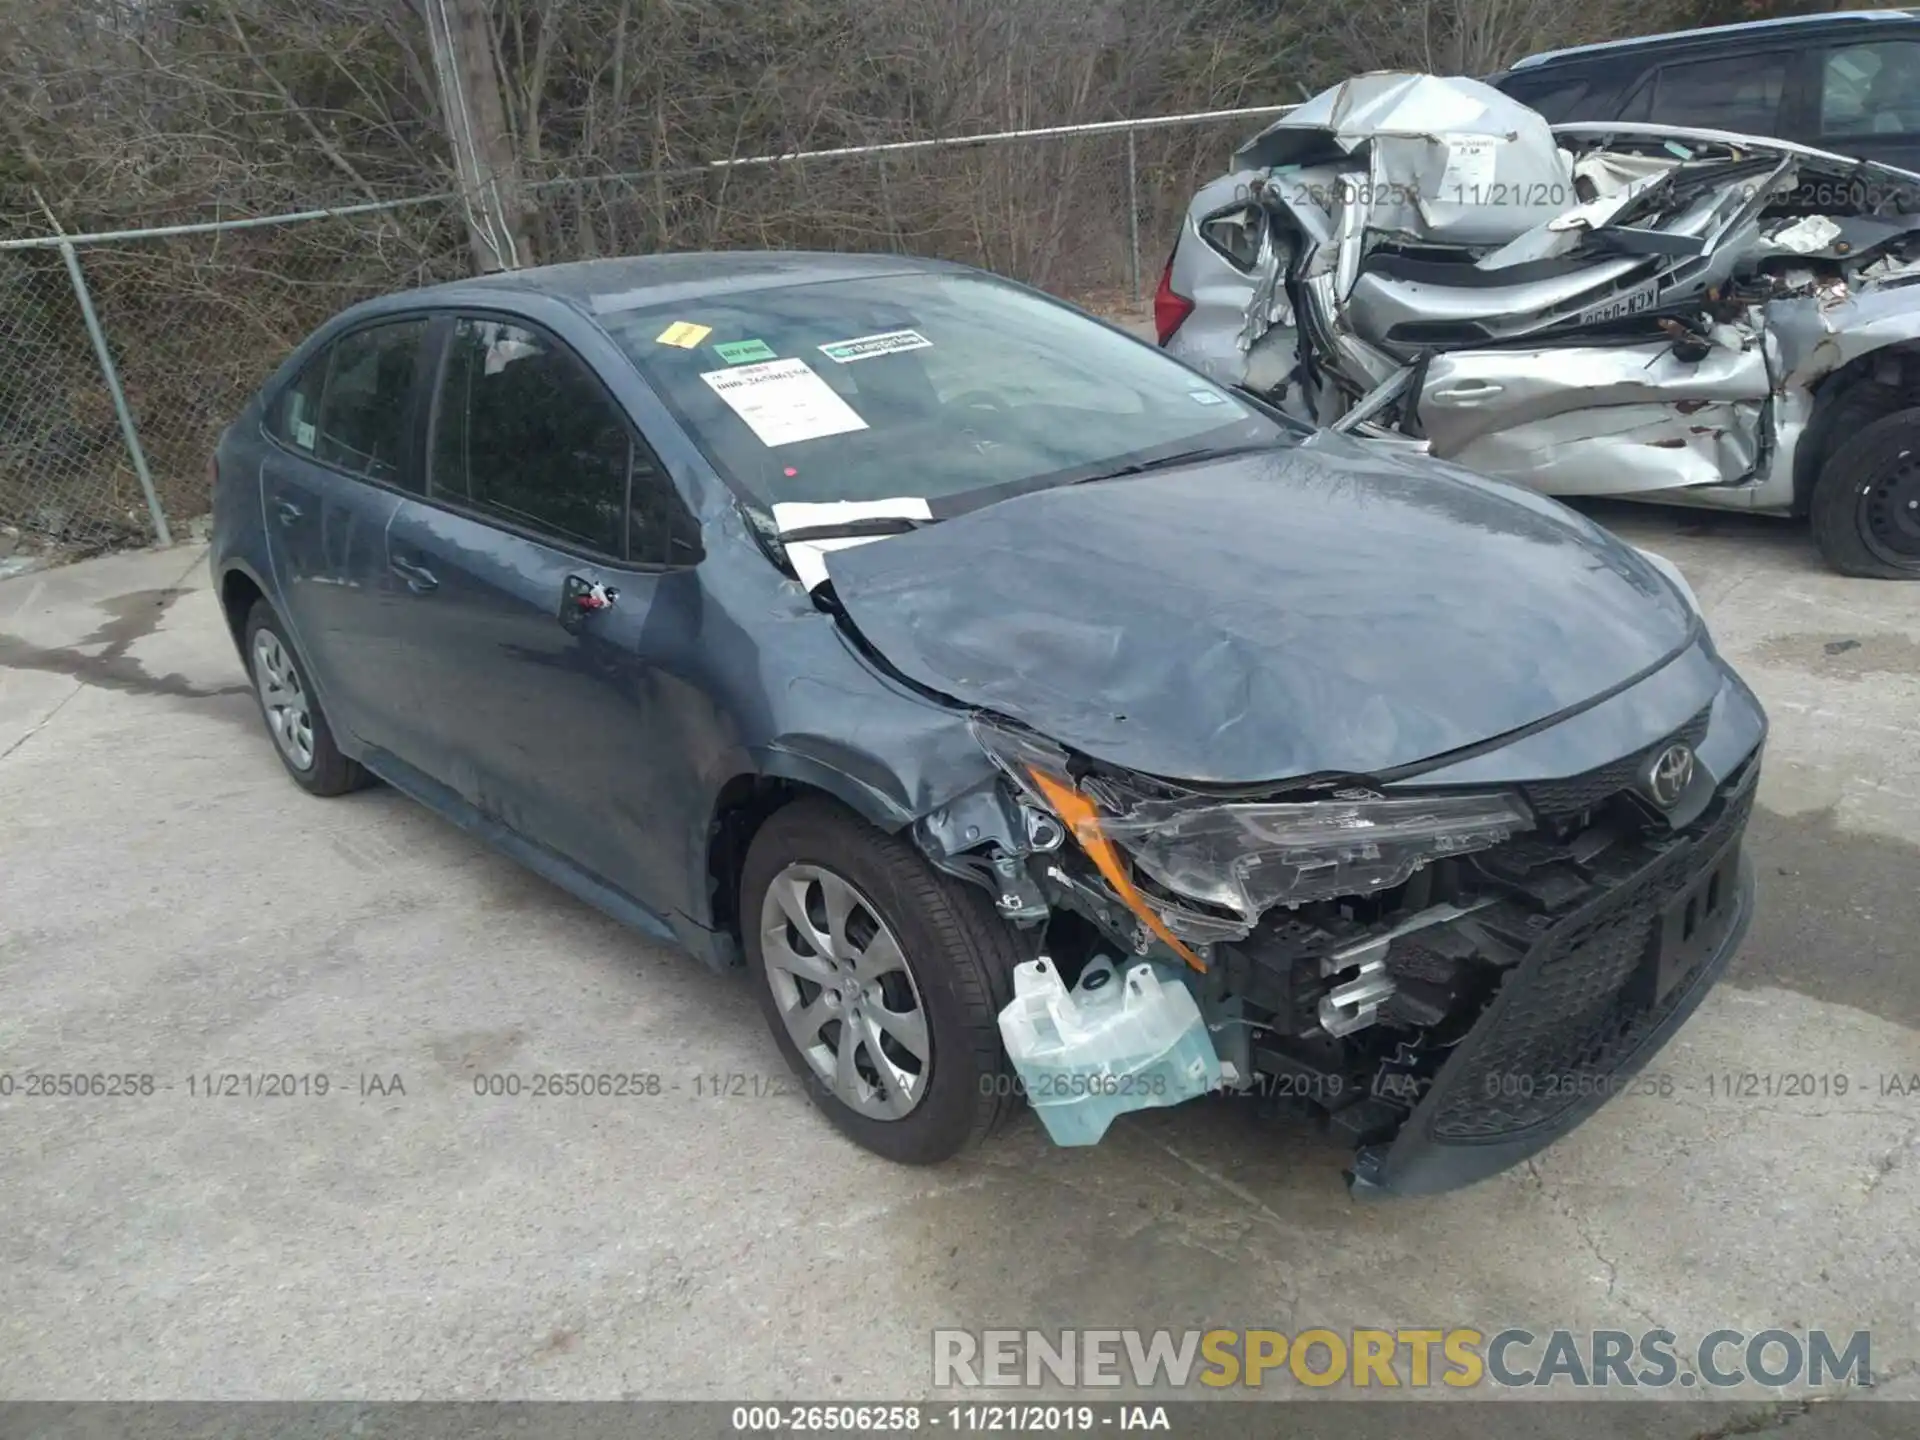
(770, 370), (1762, 1197)
(1164, 73), (1920, 573)
(899, 694), (1757, 1199)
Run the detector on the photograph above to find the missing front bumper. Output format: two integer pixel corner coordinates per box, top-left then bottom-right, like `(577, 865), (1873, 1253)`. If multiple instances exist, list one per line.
(1348, 816), (1757, 1199)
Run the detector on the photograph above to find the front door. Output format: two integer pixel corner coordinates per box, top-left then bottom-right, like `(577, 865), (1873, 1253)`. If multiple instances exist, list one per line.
(384, 315), (708, 921)
(259, 316), (434, 756)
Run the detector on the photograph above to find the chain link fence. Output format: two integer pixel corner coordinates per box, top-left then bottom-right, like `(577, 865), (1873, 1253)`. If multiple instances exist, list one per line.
(0, 106), (1285, 563)
(0, 249), (154, 556)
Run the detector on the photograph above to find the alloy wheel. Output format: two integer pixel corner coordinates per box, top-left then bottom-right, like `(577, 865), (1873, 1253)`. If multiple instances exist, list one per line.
(759, 863), (931, 1119)
(251, 628), (315, 771)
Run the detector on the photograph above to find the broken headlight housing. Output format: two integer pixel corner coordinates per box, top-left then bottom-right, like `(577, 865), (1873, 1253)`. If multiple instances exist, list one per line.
(972, 717), (1531, 948)
(1098, 790), (1531, 922)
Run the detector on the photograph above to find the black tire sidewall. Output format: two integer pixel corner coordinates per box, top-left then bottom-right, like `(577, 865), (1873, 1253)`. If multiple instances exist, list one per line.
(741, 799), (1015, 1165)
(242, 600), (362, 795)
(1812, 407), (1920, 580)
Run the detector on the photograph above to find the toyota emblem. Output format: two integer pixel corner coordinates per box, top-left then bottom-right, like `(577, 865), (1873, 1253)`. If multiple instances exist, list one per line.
(1644, 742), (1696, 809)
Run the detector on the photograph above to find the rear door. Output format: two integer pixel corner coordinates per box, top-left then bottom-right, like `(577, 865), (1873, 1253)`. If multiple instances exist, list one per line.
(259, 316), (433, 756)
(383, 314), (706, 917)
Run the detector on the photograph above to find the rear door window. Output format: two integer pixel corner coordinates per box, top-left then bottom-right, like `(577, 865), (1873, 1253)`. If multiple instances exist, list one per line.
(1819, 41), (1920, 140)
(430, 317), (635, 558)
(274, 318), (428, 486)
(1633, 52), (1790, 134)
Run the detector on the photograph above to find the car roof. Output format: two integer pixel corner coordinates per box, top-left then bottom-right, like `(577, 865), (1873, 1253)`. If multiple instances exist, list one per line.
(1508, 9), (1920, 72)
(386, 250), (964, 316)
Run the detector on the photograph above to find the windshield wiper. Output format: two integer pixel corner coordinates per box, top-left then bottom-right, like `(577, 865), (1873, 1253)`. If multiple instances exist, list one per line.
(778, 515), (939, 543)
(1070, 440), (1292, 487)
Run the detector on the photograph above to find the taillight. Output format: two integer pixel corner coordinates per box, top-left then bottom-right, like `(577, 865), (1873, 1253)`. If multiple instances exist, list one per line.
(1152, 252), (1194, 346)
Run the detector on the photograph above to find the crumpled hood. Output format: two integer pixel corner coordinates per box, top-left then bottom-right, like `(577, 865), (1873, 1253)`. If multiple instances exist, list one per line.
(821, 438), (1696, 784)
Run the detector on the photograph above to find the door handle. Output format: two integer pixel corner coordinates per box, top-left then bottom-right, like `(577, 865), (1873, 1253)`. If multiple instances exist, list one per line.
(1432, 381), (1504, 405)
(559, 574), (618, 633)
(389, 554), (439, 593)
(273, 498), (303, 527)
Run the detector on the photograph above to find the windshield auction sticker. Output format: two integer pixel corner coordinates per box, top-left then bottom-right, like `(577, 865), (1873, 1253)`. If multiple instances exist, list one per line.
(712, 338), (777, 364)
(818, 329), (932, 363)
(701, 358), (869, 447)
(655, 320), (713, 348)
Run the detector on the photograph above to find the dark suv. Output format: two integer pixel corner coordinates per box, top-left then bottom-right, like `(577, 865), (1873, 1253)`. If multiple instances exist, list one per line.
(1490, 9), (1920, 172)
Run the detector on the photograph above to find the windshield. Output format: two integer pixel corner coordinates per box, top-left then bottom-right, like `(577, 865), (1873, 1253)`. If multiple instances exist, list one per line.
(600, 271), (1297, 513)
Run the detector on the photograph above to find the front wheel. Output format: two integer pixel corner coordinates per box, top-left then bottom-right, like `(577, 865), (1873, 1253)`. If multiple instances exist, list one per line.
(741, 798), (1023, 1164)
(1811, 407), (1920, 579)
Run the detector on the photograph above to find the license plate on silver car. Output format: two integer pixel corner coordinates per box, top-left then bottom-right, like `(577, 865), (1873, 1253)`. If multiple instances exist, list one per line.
(1575, 282), (1658, 325)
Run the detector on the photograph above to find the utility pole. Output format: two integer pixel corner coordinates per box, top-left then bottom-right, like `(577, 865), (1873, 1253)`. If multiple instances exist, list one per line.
(420, 0), (532, 272)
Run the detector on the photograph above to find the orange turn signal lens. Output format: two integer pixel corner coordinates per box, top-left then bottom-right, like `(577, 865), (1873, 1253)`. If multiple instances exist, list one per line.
(1025, 767), (1205, 973)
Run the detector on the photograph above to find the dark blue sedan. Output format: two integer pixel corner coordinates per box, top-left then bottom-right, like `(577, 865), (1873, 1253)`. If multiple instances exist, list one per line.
(210, 252), (1764, 1193)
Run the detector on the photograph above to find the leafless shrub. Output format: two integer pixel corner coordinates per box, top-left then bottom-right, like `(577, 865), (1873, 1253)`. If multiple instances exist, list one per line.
(0, 0), (1718, 544)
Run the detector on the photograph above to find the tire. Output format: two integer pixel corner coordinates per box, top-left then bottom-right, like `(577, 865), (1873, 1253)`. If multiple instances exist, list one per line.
(741, 797), (1022, 1164)
(242, 599), (370, 796)
(1810, 407), (1920, 579)
(1795, 379), (1910, 514)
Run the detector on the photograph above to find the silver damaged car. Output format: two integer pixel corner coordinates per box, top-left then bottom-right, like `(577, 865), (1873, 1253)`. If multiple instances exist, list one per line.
(1157, 72), (1920, 578)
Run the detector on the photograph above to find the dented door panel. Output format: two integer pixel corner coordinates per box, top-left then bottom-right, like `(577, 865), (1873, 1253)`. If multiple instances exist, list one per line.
(1444, 400), (1765, 498)
(1417, 339), (1772, 497)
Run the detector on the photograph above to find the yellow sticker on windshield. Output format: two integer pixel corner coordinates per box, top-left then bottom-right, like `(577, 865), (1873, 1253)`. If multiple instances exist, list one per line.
(655, 320), (713, 349)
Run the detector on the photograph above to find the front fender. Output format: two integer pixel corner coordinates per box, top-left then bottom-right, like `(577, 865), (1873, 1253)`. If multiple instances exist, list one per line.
(674, 713), (1022, 966)
(753, 742), (926, 832)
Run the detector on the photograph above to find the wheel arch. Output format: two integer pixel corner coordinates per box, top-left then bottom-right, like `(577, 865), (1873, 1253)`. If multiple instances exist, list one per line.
(217, 560), (272, 657)
(699, 753), (922, 961)
(1794, 341), (1920, 515)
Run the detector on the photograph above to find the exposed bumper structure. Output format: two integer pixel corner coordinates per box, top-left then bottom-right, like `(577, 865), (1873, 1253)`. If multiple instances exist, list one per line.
(958, 671), (1765, 1197)
(1353, 779), (1757, 1196)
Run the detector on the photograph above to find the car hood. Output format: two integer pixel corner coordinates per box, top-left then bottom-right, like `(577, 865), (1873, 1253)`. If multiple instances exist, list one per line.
(820, 437), (1696, 784)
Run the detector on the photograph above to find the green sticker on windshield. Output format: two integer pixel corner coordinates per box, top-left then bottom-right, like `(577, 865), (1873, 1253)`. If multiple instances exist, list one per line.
(713, 338), (776, 364)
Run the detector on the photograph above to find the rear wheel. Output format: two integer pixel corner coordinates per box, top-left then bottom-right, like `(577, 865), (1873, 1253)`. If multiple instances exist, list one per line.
(243, 600), (370, 795)
(741, 798), (1022, 1164)
(1811, 407), (1920, 579)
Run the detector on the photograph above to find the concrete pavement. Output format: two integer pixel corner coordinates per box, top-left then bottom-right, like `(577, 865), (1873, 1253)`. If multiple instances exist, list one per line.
(1, 511), (1916, 1429)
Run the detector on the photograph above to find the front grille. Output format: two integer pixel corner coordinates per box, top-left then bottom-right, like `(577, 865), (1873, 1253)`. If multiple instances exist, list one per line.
(1520, 707), (1711, 819)
(1428, 774), (1754, 1141)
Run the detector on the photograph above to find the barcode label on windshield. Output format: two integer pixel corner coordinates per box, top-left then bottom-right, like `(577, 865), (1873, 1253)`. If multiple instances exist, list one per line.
(818, 329), (932, 363)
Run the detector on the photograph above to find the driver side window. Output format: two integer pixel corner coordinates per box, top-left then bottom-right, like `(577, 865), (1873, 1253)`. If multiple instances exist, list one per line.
(1821, 42), (1920, 139)
(430, 317), (697, 564)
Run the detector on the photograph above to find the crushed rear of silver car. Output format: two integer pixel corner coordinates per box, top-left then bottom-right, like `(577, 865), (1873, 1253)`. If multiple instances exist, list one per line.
(1161, 73), (1920, 577)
